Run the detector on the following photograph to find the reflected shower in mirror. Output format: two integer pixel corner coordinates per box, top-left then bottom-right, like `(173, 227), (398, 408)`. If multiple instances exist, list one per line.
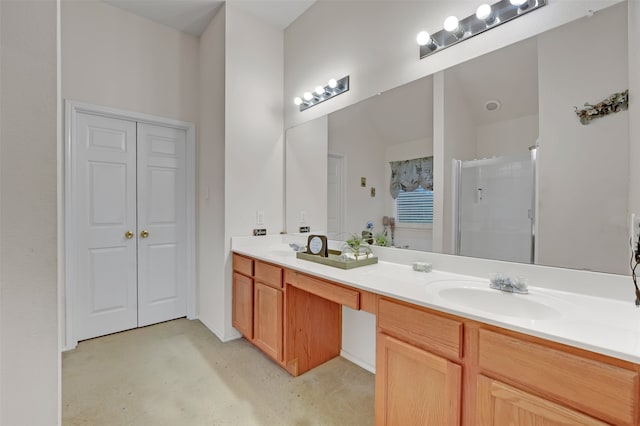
(285, 1), (630, 275)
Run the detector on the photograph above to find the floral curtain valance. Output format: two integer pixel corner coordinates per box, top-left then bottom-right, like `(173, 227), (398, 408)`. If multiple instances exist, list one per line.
(389, 156), (434, 199)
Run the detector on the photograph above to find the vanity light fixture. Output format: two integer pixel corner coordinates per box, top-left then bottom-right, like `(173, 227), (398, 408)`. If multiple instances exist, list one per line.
(294, 76), (350, 112)
(416, 31), (438, 52)
(417, 0), (546, 60)
(444, 16), (465, 39)
(476, 4), (496, 24)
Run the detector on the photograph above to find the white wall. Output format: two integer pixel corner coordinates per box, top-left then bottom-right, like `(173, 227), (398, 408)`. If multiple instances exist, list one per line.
(440, 71), (477, 254)
(197, 6), (226, 336)
(286, 116), (328, 234)
(476, 114), (539, 158)
(61, 0), (199, 123)
(537, 3), (628, 274)
(222, 5), (284, 339)
(284, 0), (623, 129)
(328, 104), (386, 236)
(1, 1), (59, 424)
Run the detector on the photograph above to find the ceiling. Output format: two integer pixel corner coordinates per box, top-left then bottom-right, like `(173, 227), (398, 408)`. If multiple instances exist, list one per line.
(103, 0), (315, 37)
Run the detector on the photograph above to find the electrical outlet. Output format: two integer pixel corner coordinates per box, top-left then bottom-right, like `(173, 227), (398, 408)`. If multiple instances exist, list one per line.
(299, 226), (310, 233)
(253, 228), (267, 236)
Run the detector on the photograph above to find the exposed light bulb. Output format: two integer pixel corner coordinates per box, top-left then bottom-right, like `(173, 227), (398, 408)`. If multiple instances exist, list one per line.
(315, 86), (325, 95)
(294, 97), (303, 106)
(328, 78), (338, 89)
(443, 16), (459, 32)
(303, 92), (313, 101)
(510, 0), (528, 5)
(416, 31), (432, 46)
(476, 4), (492, 20)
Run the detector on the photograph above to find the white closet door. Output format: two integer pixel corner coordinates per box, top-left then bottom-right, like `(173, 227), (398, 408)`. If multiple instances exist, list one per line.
(136, 123), (187, 326)
(74, 113), (138, 341)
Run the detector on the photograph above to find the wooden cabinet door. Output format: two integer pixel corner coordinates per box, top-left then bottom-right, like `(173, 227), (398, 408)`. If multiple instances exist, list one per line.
(232, 272), (253, 339)
(476, 375), (609, 426)
(254, 282), (283, 362)
(375, 333), (461, 426)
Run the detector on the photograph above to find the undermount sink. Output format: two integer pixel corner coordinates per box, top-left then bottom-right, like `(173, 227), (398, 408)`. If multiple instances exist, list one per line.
(425, 280), (567, 320)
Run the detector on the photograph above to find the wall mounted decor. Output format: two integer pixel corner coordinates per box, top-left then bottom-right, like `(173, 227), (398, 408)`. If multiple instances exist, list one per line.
(574, 89), (628, 125)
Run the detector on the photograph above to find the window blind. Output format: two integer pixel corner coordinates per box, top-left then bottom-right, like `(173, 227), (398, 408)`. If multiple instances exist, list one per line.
(396, 187), (433, 224)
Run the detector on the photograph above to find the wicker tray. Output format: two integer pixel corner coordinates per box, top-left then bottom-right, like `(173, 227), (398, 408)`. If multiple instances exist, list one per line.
(296, 251), (378, 269)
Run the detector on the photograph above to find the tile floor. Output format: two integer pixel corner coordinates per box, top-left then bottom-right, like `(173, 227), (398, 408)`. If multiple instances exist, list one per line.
(62, 319), (375, 425)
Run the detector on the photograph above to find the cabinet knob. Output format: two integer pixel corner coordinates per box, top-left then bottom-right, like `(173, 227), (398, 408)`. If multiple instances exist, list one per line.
(125, 230), (134, 239)
(140, 230), (149, 238)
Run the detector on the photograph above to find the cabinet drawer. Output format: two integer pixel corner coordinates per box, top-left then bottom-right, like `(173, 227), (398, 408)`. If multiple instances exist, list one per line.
(378, 298), (463, 360)
(284, 270), (359, 309)
(233, 254), (253, 276)
(254, 261), (283, 289)
(478, 329), (639, 426)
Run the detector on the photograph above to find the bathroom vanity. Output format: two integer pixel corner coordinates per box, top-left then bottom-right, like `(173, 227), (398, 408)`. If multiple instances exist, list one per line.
(232, 238), (640, 426)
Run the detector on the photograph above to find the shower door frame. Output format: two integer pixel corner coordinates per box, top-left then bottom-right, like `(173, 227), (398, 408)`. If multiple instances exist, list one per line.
(453, 150), (537, 264)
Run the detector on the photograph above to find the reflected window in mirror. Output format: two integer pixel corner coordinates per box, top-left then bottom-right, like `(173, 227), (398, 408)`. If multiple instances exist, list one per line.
(396, 187), (433, 227)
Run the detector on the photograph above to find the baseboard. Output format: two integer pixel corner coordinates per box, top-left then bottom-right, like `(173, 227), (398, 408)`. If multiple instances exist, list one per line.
(198, 317), (242, 343)
(340, 349), (375, 374)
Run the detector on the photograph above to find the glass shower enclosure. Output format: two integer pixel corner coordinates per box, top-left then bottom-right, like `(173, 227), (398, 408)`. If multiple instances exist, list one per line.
(453, 149), (536, 264)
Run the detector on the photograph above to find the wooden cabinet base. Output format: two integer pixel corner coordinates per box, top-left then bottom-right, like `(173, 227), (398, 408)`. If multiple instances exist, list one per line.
(253, 282), (283, 362)
(375, 333), (461, 426)
(476, 375), (608, 425)
(284, 285), (341, 376)
(233, 254), (640, 426)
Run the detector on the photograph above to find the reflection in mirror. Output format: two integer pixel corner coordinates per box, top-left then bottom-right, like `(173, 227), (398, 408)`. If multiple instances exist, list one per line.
(444, 36), (538, 265)
(285, 1), (629, 275)
(327, 75), (434, 251)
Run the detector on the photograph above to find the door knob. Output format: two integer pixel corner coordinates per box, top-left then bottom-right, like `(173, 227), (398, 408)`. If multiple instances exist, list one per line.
(140, 230), (149, 238)
(125, 230), (134, 239)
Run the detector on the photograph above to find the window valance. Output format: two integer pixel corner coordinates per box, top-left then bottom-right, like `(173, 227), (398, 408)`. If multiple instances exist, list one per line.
(389, 156), (434, 199)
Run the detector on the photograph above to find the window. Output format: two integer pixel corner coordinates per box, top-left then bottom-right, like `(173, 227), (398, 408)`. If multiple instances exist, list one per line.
(396, 186), (433, 225)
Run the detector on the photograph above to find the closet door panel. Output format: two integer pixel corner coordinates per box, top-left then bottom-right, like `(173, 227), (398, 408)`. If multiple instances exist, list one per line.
(136, 123), (187, 326)
(74, 112), (138, 341)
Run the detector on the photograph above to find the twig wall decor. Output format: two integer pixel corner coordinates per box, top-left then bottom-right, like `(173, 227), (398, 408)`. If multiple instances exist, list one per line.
(574, 89), (628, 125)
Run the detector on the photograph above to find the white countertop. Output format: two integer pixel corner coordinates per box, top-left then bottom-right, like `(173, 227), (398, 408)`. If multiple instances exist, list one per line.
(232, 236), (640, 364)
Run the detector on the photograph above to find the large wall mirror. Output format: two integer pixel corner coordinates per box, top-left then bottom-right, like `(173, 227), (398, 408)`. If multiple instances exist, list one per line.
(285, 1), (630, 275)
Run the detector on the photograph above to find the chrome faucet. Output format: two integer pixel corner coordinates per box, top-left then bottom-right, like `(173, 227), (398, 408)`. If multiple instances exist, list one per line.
(489, 274), (528, 294)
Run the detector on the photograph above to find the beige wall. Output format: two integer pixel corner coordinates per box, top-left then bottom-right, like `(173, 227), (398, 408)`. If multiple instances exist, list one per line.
(197, 6), (226, 336)
(61, 0), (199, 123)
(284, 1), (623, 129)
(0, 1), (59, 424)
(222, 5), (284, 339)
(60, 0), (200, 344)
(537, 3), (628, 274)
(628, 1), (640, 215)
(440, 71), (476, 254)
(286, 116), (327, 235)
